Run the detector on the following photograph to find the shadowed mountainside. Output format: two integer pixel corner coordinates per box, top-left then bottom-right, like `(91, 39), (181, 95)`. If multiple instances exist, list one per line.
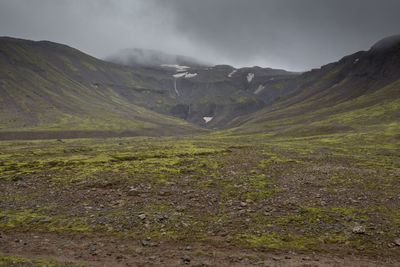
(0, 37), (297, 138)
(228, 35), (400, 137)
(0, 35), (399, 140)
(0, 37), (207, 138)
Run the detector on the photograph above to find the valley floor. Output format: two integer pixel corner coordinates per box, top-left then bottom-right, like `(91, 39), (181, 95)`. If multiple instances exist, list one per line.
(0, 132), (399, 266)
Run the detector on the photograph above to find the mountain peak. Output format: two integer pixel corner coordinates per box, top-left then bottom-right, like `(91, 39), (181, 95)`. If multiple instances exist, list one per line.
(370, 34), (400, 52)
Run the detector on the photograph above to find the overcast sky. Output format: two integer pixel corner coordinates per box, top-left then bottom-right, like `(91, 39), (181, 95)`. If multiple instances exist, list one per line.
(0, 0), (399, 71)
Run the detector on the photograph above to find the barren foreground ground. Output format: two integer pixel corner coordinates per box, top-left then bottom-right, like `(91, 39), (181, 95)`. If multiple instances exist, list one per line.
(1, 132), (399, 266)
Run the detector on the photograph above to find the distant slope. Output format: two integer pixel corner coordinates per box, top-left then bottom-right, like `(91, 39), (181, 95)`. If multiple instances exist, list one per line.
(6, 35), (397, 140)
(229, 35), (400, 137)
(0, 37), (297, 136)
(105, 52), (298, 128)
(0, 37), (202, 139)
(150, 64), (297, 127)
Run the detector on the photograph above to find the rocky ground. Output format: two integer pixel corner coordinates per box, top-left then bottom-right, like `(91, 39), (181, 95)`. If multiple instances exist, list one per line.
(0, 133), (399, 266)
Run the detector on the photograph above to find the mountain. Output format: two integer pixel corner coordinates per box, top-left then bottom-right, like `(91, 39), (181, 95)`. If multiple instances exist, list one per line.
(0, 37), (203, 139)
(148, 64), (297, 127)
(1, 35), (398, 140)
(229, 35), (400, 137)
(105, 49), (298, 128)
(0, 37), (297, 139)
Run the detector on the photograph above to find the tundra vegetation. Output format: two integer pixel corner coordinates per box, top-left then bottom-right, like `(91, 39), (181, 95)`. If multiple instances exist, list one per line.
(1, 127), (399, 265)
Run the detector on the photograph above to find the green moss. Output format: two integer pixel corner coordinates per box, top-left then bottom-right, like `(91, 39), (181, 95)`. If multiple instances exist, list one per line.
(0, 254), (90, 267)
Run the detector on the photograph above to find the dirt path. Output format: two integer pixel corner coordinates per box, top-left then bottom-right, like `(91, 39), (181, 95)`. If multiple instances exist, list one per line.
(0, 231), (398, 266)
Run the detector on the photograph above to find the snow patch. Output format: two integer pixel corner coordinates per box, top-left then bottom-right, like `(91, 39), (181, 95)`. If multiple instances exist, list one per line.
(161, 64), (190, 72)
(353, 58), (360, 64)
(228, 70), (237, 78)
(254, 85), (265, 94)
(247, 73), (255, 83)
(203, 117), (213, 123)
(172, 72), (198, 79)
(173, 72), (187, 78)
(184, 73), (198, 78)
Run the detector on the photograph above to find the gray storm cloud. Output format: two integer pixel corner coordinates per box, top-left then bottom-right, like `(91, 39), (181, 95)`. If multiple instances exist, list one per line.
(0, 0), (400, 71)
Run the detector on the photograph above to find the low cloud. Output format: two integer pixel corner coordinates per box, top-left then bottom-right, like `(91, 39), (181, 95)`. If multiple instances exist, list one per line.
(1, 0), (400, 71)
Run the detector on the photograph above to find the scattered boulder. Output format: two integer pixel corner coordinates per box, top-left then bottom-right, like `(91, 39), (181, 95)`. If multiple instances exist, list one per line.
(127, 188), (141, 196)
(182, 255), (191, 264)
(352, 225), (366, 234)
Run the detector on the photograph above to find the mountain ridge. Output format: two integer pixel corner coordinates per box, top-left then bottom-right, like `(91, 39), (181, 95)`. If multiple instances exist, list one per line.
(227, 35), (400, 137)
(0, 35), (399, 139)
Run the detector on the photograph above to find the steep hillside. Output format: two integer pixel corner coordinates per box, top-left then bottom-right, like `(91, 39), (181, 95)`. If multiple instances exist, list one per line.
(229, 35), (400, 137)
(149, 64), (297, 127)
(0, 37), (297, 137)
(0, 37), (202, 139)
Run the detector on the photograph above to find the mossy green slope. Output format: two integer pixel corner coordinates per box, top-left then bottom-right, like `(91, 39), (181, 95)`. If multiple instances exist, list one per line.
(229, 35), (400, 137)
(0, 37), (202, 137)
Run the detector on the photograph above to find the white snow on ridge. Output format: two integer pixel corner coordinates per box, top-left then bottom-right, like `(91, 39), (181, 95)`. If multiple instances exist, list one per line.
(353, 58), (360, 64)
(228, 70), (237, 78)
(184, 73), (198, 78)
(161, 64), (190, 72)
(254, 85), (265, 94)
(247, 73), (255, 83)
(203, 117), (213, 123)
(172, 72), (198, 79)
(173, 72), (187, 78)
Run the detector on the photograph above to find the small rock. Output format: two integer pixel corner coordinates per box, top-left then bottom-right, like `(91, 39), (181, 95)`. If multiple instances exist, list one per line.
(221, 232), (229, 237)
(140, 240), (151, 246)
(159, 191), (171, 196)
(352, 225), (366, 234)
(240, 202), (247, 207)
(394, 238), (400, 246)
(272, 257), (281, 261)
(238, 210), (246, 215)
(196, 261), (204, 267)
(176, 206), (186, 212)
(149, 256), (157, 261)
(127, 189), (140, 196)
(182, 255), (191, 263)
(284, 255), (291, 259)
(138, 214), (146, 220)
(302, 256), (311, 261)
(185, 246), (192, 251)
